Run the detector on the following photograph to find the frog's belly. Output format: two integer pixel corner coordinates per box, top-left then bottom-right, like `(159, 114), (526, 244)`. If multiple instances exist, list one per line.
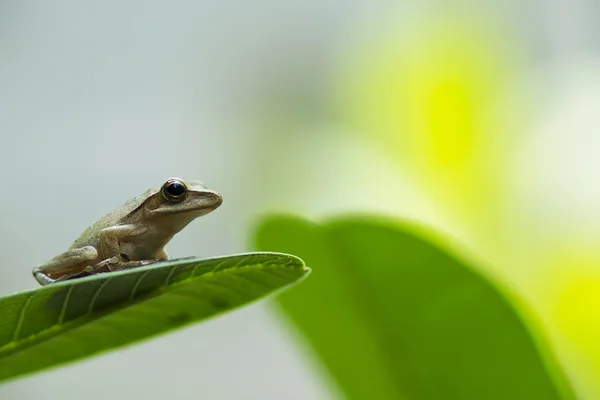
(118, 239), (167, 261)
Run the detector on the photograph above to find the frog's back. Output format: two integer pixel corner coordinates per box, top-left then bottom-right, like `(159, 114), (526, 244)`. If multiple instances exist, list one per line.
(70, 189), (154, 249)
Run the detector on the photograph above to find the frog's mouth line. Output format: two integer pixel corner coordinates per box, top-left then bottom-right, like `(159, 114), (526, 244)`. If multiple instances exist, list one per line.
(152, 205), (218, 214)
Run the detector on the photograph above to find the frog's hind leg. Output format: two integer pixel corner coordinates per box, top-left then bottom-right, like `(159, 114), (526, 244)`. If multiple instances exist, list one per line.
(33, 246), (98, 286)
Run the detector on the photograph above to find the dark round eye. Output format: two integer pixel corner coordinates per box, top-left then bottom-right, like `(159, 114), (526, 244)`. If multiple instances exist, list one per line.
(162, 179), (188, 202)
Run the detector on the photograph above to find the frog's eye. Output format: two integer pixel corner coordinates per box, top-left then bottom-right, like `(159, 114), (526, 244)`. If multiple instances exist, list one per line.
(162, 179), (188, 202)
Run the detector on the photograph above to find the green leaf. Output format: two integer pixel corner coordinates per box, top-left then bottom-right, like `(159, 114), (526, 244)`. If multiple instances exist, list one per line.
(0, 252), (308, 383)
(253, 215), (576, 400)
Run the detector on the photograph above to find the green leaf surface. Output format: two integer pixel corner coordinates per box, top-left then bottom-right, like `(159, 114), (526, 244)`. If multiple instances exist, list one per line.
(0, 252), (308, 383)
(254, 215), (575, 400)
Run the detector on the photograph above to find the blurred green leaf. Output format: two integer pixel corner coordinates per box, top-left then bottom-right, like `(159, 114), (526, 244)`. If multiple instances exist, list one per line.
(0, 252), (308, 383)
(254, 215), (575, 400)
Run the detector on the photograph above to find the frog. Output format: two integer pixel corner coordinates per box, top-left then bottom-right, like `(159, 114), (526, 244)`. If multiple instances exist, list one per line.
(33, 177), (222, 285)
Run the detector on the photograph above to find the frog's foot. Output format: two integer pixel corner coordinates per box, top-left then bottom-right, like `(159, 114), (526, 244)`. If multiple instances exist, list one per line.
(33, 272), (59, 285)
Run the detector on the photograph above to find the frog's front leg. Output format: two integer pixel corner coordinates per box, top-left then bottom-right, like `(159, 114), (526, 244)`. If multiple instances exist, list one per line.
(33, 246), (98, 286)
(97, 224), (147, 259)
(96, 224), (158, 272)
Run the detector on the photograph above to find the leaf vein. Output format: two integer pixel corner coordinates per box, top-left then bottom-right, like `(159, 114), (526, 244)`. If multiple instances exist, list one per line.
(164, 266), (178, 286)
(12, 295), (33, 342)
(227, 271), (269, 288)
(130, 270), (150, 300)
(88, 277), (113, 314)
(210, 258), (230, 274)
(58, 285), (75, 325)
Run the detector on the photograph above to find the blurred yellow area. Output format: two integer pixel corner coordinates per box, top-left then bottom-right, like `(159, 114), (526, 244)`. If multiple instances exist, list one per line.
(538, 251), (600, 395)
(552, 266), (600, 354)
(335, 12), (515, 231)
(424, 73), (476, 166)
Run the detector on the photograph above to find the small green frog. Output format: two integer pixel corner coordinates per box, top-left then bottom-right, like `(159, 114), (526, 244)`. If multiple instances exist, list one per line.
(33, 178), (222, 285)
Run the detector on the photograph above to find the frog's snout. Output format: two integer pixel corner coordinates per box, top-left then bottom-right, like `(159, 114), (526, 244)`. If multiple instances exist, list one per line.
(207, 190), (223, 208)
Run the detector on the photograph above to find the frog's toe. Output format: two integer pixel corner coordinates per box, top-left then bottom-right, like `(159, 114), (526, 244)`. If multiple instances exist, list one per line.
(32, 270), (56, 286)
(78, 246), (98, 260)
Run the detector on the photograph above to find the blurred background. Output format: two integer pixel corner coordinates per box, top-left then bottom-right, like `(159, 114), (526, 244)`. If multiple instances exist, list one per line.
(0, 1), (599, 399)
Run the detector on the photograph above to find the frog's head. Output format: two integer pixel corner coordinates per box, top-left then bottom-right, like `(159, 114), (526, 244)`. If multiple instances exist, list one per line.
(143, 178), (222, 228)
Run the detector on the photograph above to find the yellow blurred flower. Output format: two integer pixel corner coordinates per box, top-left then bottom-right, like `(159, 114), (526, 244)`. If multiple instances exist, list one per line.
(334, 11), (517, 229)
